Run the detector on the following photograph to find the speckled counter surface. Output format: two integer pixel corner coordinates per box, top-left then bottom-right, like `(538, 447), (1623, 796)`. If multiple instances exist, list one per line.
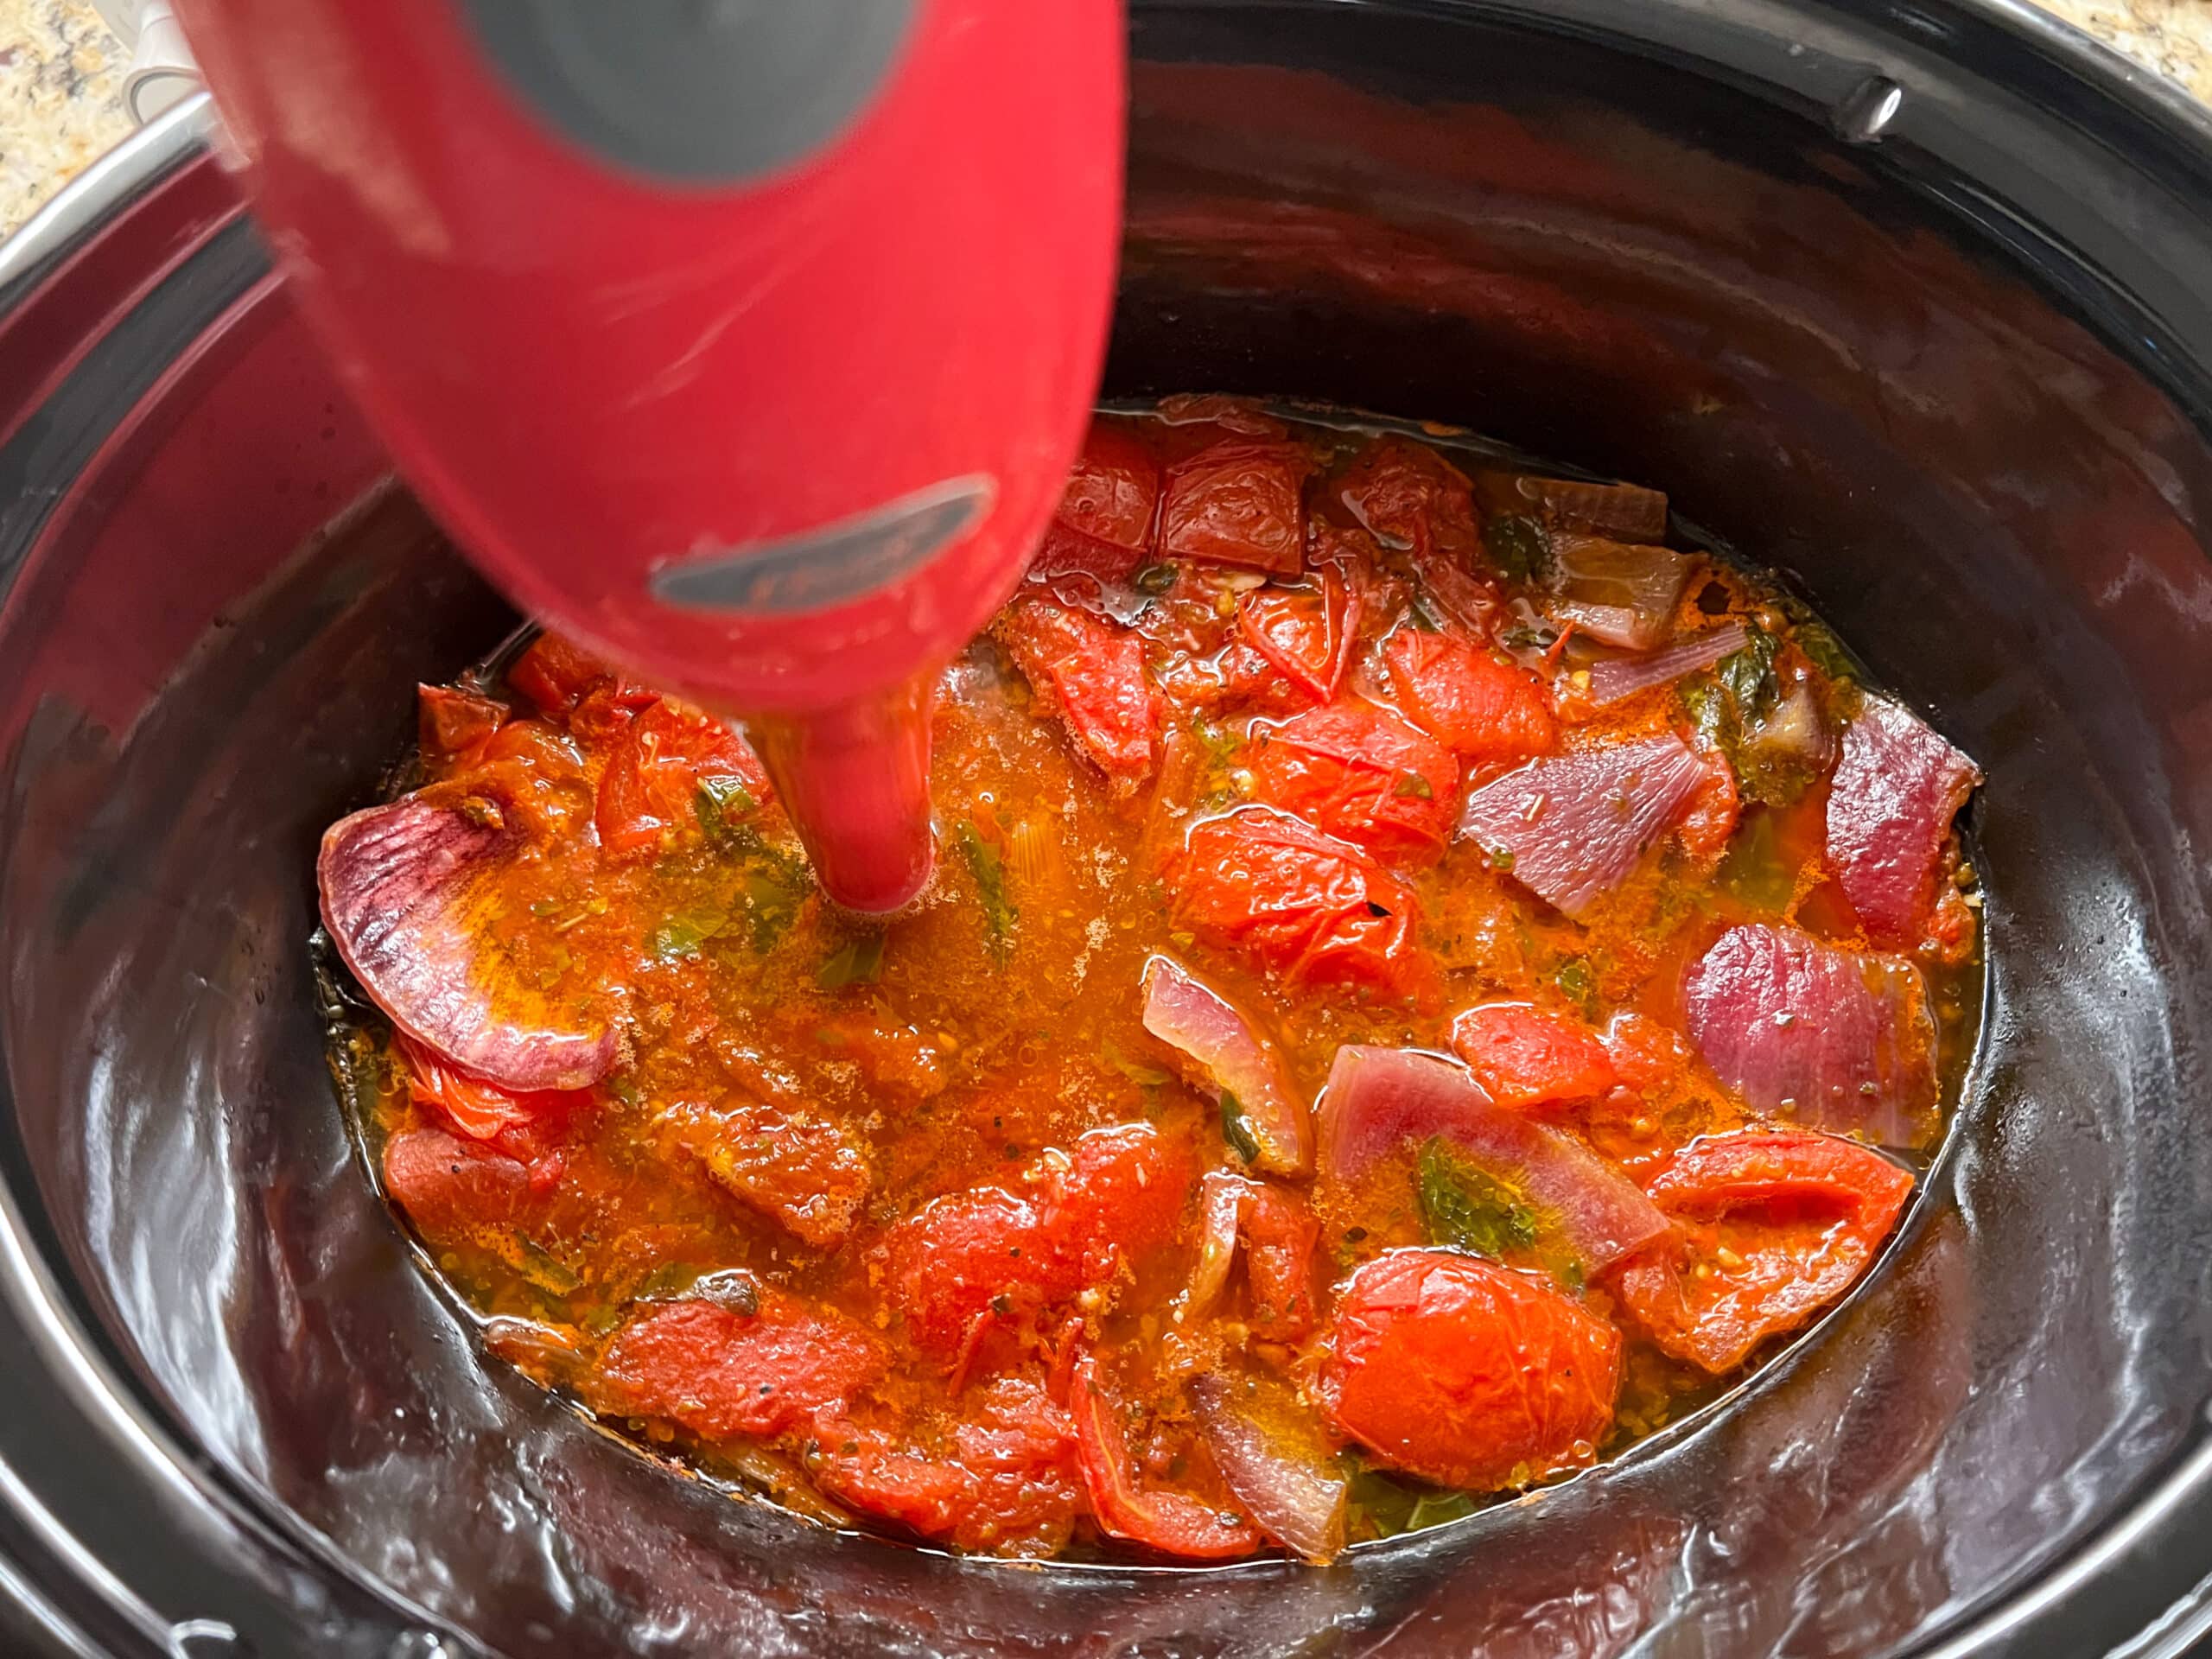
(0, 0), (127, 239)
(3, 0), (2212, 238)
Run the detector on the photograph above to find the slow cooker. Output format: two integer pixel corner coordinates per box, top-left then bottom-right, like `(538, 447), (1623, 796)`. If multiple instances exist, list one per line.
(3, 2), (2209, 1655)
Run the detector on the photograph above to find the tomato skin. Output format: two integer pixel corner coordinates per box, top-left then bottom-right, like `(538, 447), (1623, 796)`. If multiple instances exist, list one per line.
(509, 633), (618, 715)
(886, 1189), (1069, 1356)
(883, 1123), (1192, 1357)
(1336, 436), (1480, 559)
(1676, 748), (1740, 864)
(1053, 1122), (1193, 1282)
(1318, 1250), (1620, 1490)
(595, 1294), (886, 1440)
(998, 594), (1158, 792)
(1160, 442), (1312, 575)
(416, 683), (507, 761)
(594, 697), (769, 860)
(1033, 422), (1160, 582)
(1237, 568), (1354, 704)
(1450, 1003), (1618, 1111)
(1613, 1128), (1915, 1373)
(1248, 702), (1459, 868)
(397, 1034), (583, 1141)
(382, 1127), (531, 1234)
(1383, 630), (1556, 763)
(1068, 1358), (1262, 1560)
(946, 1376), (1084, 1554)
(1169, 810), (1440, 1008)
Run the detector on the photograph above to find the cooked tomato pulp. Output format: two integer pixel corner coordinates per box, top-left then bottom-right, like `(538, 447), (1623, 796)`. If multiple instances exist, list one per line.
(318, 399), (1983, 1563)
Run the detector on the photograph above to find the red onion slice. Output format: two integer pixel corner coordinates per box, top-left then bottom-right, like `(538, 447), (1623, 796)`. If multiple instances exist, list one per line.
(1583, 622), (1747, 709)
(1682, 924), (1940, 1147)
(319, 798), (616, 1092)
(1824, 694), (1981, 945)
(1184, 1170), (1249, 1319)
(1191, 1373), (1349, 1563)
(1317, 1046), (1669, 1273)
(1141, 956), (1313, 1176)
(1545, 536), (1696, 650)
(1513, 474), (1669, 542)
(1456, 734), (1706, 918)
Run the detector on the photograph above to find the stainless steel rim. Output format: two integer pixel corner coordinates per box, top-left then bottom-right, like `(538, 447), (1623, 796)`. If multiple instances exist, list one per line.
(0, 92), (215, 315)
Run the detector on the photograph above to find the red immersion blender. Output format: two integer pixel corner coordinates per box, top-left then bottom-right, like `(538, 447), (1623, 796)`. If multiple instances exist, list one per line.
(168, 0), (1124, 912)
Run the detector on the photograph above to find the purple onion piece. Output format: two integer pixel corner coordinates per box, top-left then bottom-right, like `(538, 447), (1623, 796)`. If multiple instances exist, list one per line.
(319, 798), (616, 1092)
(1142, 956), (1313, 1176)
(1455, 734), (1706, 918)
(1583, 622), (1747, 708)
(1682, 923), (1940, 1148)
(1317, 1046), (1669, 1273)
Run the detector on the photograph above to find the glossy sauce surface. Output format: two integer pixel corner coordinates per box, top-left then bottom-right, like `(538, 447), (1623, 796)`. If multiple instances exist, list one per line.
(321, 400), (1982, 1561)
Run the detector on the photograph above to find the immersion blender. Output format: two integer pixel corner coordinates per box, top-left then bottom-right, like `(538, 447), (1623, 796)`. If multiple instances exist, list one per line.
(167, 0), (1124, 912)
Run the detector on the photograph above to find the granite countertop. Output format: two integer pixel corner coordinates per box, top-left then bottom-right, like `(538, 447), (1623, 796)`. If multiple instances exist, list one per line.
(3, 0), (2211, 239)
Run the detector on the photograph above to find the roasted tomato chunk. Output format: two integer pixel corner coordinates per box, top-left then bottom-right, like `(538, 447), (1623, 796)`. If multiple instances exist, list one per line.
(1033, 421), (1160, 583)
(1336, 436), (1482, 563)
(595, 1291), (885, 1440)
(1614, 1128), (1914, 1373)
(1236, 568), (1354, 704)
(998, 593), (1158, 792)
(1449, 1003), (1618, 1112)
(1383, 630), (1557, 762)
(382, 1127), (532, 1235)
(1168, 809), (1440, 1007)
(509, 632), (620, 715)
(416, 683), (507, 761)
(1248, 701), (1459, 868)
(675, 1096), (870, 1249)
(1069, 1358), (1262, 1560)
(1319, 1250), (1620, 1490)
(1160, 442), (1311, 575)
(883, 1123), (1192, 1356)
(596, 696), (771, 860)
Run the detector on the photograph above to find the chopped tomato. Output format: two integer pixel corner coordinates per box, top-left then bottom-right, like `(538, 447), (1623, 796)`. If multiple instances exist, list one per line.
(808, 1422), (972, 1538)
(1383, 630), (1557, 762)
(945, 1376), (1084, 1554)
(595, 696), (770, 860)
(1676, 748), (1740, 863)
(679, 1098), (870, 1249)
(997, 594), (1158, 793)
(594, 1293), (885, 1440)
(1336, 436), (1481, 561)
(885, 1189), (1068, 1356)
(1450, 1003), (1618, 1111)
(1160, 442), (1311, 575)
(509, 632), (618, 715)
(382, 1127), (530, 1234)
(1237, 569), (1354, 704)
(1237, 1183), (1319, 1337)
(1169, 810), (1440, 1007)
(1052, 1122), (1193, 1284)
(416, 683), (506, 761)
(398, 1033), (579, 1141)
(1247, 702), (1459, 867)
(1613, 1128), (1915, 1373)
(1032, 422), (1160, 583)
(566, 677), (656, 747)
(1318, 1250), (1620, 1491)
(883, 1122), (1189, 1357)
(1068, 1358), (1261, 1560)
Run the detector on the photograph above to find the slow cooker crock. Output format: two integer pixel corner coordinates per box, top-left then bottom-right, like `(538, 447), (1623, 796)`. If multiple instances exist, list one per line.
(2, 2), (2209, 1655)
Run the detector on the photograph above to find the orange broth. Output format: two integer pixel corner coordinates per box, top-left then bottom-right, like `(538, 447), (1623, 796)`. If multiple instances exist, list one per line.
(321, 401), (1982, 1561)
